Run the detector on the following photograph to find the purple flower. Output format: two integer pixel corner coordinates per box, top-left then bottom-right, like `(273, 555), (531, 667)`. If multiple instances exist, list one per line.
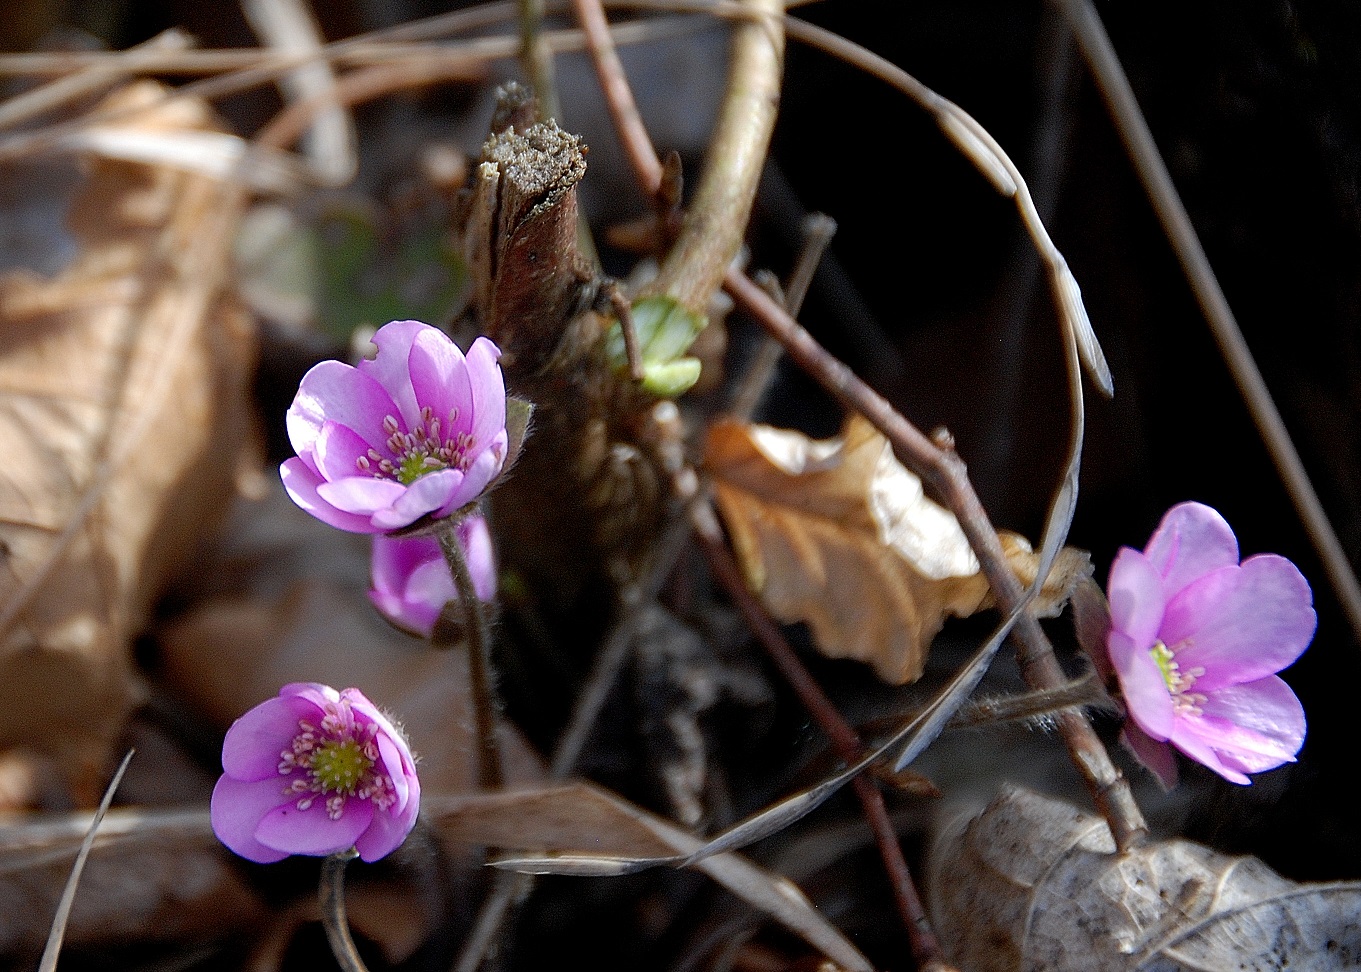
(1107, 502), (1314, 787)
(211, 684), (421, 863)
(281, 320), (508, 533)
(369, 516), (497, 637)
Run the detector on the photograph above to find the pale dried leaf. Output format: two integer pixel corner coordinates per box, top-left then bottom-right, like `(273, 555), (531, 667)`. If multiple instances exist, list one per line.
(428, 782), (873, 972)
(706, 415), (1089, 684)
(929, 785), (1361, 971)
(0, 80), (258, 802)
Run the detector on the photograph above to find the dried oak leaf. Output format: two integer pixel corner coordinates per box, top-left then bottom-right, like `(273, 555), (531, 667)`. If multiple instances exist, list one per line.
(929, 785), (1361, 971)
(706, 416), (1088, 684)
(0, 81), (257, 804)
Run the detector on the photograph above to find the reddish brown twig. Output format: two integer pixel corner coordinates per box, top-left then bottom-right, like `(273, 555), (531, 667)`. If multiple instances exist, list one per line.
(690, 501), (945, 970)
(722, 270), (1147, 852)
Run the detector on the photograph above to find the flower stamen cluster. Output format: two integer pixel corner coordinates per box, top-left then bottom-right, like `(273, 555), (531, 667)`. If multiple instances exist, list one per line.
(355, 407), (482, 486)
(274, 698), (399, 820)
(1149, 640), (1207, 715)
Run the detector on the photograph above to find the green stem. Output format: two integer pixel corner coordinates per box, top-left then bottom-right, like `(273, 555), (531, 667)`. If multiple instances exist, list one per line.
(320, 849), (368, 972)
(436, 516), (504, 790)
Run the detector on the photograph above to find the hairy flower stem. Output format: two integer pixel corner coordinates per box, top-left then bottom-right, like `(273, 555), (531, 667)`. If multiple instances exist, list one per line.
(320, 849), (369, 972)
(437, 515), (504, 791)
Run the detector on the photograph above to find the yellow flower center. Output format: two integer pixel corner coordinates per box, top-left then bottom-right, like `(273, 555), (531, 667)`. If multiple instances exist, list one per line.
(1149, 639), (1207, 714)
(309, 739), (373, 794)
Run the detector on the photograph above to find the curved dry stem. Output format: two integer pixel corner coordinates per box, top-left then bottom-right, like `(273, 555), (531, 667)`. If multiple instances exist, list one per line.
(38, 749), (135, 972)
(643, 0), (785, 312)
(320, 849), (369, 972)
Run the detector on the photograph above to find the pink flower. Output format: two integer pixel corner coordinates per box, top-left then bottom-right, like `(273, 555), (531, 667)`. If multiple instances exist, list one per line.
(1107, 502), (1314, 787)
(369, 516), (497, 637)
(281, 320), (508, 533)
(211, 684), (421, 863)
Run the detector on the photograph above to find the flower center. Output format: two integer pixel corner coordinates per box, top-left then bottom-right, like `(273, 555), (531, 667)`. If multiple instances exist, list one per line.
(354, 408), (477, 484)
(277, 698), (399, 820)
(1149, 639), (1207, 714)
(309, 739), (372, 794)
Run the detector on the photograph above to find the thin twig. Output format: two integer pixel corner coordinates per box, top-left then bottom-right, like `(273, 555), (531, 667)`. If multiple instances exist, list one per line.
(644, 0), (785, 312)
(0, 29), (192, 131)
(730, 212), (837, 420)
(572, 0), (664, 197)
(437, 517), (504, 791)
(519, 0), (561, 120)
(38, 749), (135, 972)
(603, 280), (646, 381)
(690, 502), (944, 969)
(320, 849), (369, 972)
(243, 0), (356, 185)
(1055, 0), (1361, 645)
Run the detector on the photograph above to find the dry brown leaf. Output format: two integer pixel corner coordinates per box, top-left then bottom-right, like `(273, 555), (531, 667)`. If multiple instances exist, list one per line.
(706, 416), (1089, 684)
(428, 782), (873, 972)
(929, 785), (1361, 971)
(0, 81), (257, 805)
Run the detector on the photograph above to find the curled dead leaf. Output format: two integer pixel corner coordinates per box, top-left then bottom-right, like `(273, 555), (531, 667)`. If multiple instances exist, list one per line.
(929, 785), (1361, 971)
(705, 416), (1089, 684)
(0, 81), (258, 804)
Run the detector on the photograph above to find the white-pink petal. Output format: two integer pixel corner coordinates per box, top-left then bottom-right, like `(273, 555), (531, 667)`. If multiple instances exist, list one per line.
(1108, 629), (1176, 741)
(357, 320), (429, 430)
(280, 460), (376, 533)
(1107, 547), (1166, 651)
(1142, 501), (1239, 600)
(1160, 555), (1316, 692)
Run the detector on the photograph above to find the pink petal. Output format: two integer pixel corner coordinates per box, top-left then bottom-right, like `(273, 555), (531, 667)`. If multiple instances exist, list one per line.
(370, 534), (436, 602)
(438, 445), (503, 516)
(314, 421), (381, 484)
(1161, 555), (1316, 691)
(404, 558), (458, 629)
(280, 459), (376, 533)
(1198, 675), (1306, 768)
(288, 360), (400, 459)
(1181, 713), (1298, 770)
(256, 795), (374, 857)
(370, 468), (463, 531)
(1107, 548), (1165, 650)
(1120, 725), (1179, 790)
(1167, 722), (1251, 785)
(1142, 502), (1239, 599)
(1108, 629), (1175, 740)
(376, 732), (411, 813)
(222, 695), (316, 782)
(354, 780), (421, 862)
(316, 476), (408, 516)
(211, 775), (292, 863)
(357, 320), (431, 430)
(280, 682), (342, 707)
(459, 515), (498, 601)
(465, 337), (506, 459)
(408, 326), (473, 440)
